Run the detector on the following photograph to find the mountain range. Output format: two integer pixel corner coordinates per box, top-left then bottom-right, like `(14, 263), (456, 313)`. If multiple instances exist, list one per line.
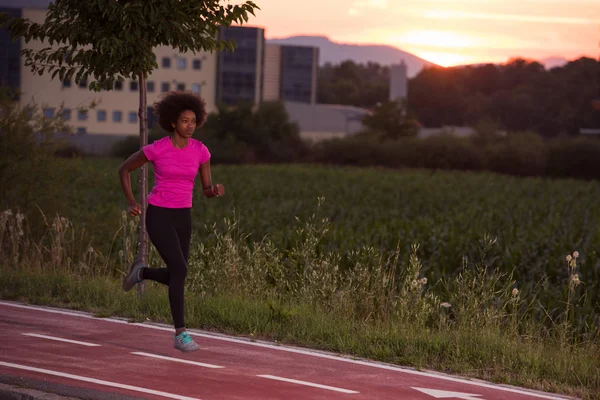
(267, 35), (569, 78)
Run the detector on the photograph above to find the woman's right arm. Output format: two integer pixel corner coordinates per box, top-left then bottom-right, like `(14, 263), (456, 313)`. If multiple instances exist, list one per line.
(118, 150), (149, 216)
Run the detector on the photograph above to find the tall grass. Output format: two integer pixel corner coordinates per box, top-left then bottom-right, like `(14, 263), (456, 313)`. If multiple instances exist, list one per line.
(1, 201), (598, 399)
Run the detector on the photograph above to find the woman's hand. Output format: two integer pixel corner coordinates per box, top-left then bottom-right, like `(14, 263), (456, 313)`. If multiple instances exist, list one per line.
(213, 184), (225, 197)
(203, 184), (225, 198)
(128, 201), (142, 216)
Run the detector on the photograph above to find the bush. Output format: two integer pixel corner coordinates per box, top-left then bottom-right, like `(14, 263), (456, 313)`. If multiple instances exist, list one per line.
(312, 130), (600, 181)
(545, 137), (600, 180)
(311, 137), (394, 167)
(0, 86), (78, 231)
(413, 135), (485, 171)
(54, 144), (84, 158)
(482, 131), (546, 177)
(314, 135), (485, 172)
(202, 101), (308, 164)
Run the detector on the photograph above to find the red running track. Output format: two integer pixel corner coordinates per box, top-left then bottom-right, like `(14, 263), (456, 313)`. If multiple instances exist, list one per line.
(0, 301), (576, 400)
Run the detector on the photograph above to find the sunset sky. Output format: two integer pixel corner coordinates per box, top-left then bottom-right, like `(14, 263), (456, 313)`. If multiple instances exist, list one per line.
(243, 0), (600, 67)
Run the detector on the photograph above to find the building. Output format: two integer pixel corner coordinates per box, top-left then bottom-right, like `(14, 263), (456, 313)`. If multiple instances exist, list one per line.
(285, 102), (370, 142)
(262, 44), (282, 102)
(263, 44), (318, 104)
(0, 1), (223, 153)
(389, 60), (408, 101)
(1, 0), (369, 152)
(17, 6), (218, 137)
(216, 26), (265, 106)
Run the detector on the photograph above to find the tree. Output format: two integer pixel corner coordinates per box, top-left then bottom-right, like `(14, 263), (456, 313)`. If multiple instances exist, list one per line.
(362, 99), (419, 140)
(0, 0), (259, 290)
(202, 101), (306, 163)
(318, 60), (389, 107)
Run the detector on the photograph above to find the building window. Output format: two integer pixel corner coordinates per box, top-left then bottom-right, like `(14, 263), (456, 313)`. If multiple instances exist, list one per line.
(114, 80), (123, 91)
(177, 58), (186, 70)
(62, 80), (71, 88)
(161, 82), (170, 92)
(147, 81), (155, 92)
(61, 109), (71, 120)
(162, 57), (171, 68)
(176, 83), (185, 91)
(192, 59), (202, 70)
(191, 83), (201, 94)
(76, 127), (87, 135)
(130, 81), (138, 91)
(129, 111), (137, 123)
(78, 110), (88, 121)
(113, 111), (123, 122)
(43, 108), (55, 118)
(97, 110), (107, 122)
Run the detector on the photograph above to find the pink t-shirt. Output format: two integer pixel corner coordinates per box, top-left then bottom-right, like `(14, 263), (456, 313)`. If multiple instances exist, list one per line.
(142, 136), (211, 208)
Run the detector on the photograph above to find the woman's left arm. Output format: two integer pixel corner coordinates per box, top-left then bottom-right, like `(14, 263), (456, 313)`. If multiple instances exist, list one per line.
(199, 160), (225, 198)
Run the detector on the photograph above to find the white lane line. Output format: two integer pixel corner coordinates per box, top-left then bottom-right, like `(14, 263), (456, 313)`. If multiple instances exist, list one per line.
(131, 352), (224, 369)
(0, 361), (201, 400)
(1, 301), (572, 400)
(22, 333), (100, 347)
(258, 374), (359, 394)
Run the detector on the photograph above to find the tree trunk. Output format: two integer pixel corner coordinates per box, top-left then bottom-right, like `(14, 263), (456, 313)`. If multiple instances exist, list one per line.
(136, 72), (148, 294)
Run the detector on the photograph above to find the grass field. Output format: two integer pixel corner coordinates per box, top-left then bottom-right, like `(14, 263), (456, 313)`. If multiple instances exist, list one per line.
(2, 158), (599, 398)
(59, 159), (600, 317)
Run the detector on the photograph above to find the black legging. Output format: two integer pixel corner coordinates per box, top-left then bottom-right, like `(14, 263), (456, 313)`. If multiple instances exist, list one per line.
(144, 204), (191, 329)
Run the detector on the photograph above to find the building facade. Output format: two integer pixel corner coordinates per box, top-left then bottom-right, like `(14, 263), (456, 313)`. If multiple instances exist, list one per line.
(16, 7), (218, 141)
(263, 44), (318, 104)
(280, 45), (318, 104)
(389, 60), (408, 101)
(216, 26), (265, 106)
(2, 1), (358, 152)
(262, 44), (282, 102)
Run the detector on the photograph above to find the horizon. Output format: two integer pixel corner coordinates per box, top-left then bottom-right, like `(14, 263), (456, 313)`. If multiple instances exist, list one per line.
(265, 33), (592, 69)
(1, 0), (598, 68)
(243, 0), (600, 67)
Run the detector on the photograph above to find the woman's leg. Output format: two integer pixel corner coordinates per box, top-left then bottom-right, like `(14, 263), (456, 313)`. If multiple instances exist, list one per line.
(142, 206), (170, 285)
(145, 205), (188, 330)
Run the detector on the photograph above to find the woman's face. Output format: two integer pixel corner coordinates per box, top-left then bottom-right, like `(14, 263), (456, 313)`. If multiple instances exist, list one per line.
(173, 110), (197, 138)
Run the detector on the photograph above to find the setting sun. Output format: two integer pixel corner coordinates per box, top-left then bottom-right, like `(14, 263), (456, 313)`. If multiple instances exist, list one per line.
(247, 0), (598, 69)
(390, 30), (478, 66)
(415, 52), (468, 67)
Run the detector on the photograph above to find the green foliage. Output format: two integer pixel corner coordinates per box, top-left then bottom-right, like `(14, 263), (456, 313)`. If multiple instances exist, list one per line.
(407, 57), (600, 137)
(545, 137), (600, 180)
(317, 57), (600, 137)
(0, 87), (79, 227)
(413, 135), (485, 171)
(361, 99), (419, 140)
(2, 197), (599, 398)
(2, 267), (599, 399)
(110, 101), (308, 163)
(201, 101), (308, 163)
(313, 132), (600, 180)
(482, 131), (547, 177)
(318, 61), (389, 107)
(26, 158), (599, 330)
(110, 128), (167, 159)
(0, 0), (260, 90)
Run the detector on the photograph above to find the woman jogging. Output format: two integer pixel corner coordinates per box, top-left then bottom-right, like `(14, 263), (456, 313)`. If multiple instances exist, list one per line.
(118, 91), (224, 352)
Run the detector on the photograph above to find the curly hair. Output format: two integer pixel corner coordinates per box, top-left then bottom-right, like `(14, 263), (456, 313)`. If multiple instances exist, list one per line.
(153, 91), (207, 133)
